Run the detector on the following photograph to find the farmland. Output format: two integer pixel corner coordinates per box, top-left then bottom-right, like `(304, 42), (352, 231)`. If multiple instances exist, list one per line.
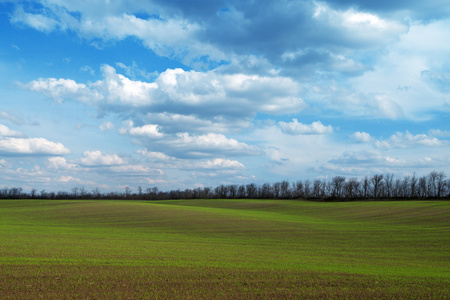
(0, 199), (449, 299)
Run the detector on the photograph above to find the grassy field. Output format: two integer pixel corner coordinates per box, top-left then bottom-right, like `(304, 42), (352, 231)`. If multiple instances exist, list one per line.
(0, 199), (448, 299)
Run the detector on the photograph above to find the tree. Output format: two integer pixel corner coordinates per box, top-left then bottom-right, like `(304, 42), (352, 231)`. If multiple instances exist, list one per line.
(371, 174), (384, 198)
(273, 182), (281, 199)
(124, 186), (132, 198)
(246, 183), (258, 198)
(384, 173), (394, 198)
(331, 176), (346, 199)
(71, 187), (79, 199)
(294, 180), (304, 199)
(344, 178), (360, 200)
(237, 185), (246, 198)
(280, 180), (290, 199)
(304, 180), (311, 198)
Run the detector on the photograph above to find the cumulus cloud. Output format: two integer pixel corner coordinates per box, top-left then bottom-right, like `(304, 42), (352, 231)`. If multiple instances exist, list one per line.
(137, 149), (175, 161)
(0, 124), (23, 137)
(24, 77), (103, 103)
(351, 131), (373, 143)
(47, 157), (78, 170)
(119, 120), (163, 138)
(377, 131), (442, 148)
(429, 129), (450, 137)
(171, 132), (262, 158)
(24, 65), (306, 133)
(80, 150), (126, 166)
(279, 119), (333, 135)
(186, 158), (245, 170)
(351, 130), (443, 148)
(144, 112), (248, 134)
(108, 164), (163, 175)
(313, 3), (408, 47)
(0, 137), (70, 156)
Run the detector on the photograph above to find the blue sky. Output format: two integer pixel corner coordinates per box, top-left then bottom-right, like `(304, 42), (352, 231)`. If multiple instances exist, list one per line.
(1, 0), (449, 193)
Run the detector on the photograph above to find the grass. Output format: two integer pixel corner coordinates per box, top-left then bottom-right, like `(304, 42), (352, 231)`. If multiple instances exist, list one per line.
(0, 199), (448, 299)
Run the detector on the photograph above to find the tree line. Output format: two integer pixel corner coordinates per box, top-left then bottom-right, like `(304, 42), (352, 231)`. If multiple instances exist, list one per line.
(1, 171), (449, 201)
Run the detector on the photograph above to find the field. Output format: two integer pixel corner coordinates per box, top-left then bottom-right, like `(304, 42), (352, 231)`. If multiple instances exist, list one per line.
(0, 199), (449, 299)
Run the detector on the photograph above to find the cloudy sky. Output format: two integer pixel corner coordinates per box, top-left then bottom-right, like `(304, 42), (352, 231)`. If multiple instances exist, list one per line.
(1, 0), (449, 193)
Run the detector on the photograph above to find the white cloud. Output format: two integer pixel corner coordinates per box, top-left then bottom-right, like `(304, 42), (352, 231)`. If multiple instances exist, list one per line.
(58, 175), (80, 183)
(24, 77), (103, 103)
(109, 164), (163, 175)
(172, 132), (262, 157)
(93, 65), (158, 106)
(377, 131), (442, 148)
(11, 6), (60, 33)
(313, 3), (408, 47)
(80, 150), (126, 166)
(429, 129), (450, 137)
(99, 121), (114, 131)
(47, 157), (78, 169)
(0, 124), (23, 137)
(119, 120), (163, 138)
(145, 112), (248, 134)
(25, 65), (306, 116)
(80, 65), (95, 75)
(0, 159), (9, 168)
(279, 119), (333, 135)
(351, 131), (373, 143)
(351, 130), (443, 149)
(0, 138), (70, 156)
(137, 149), (174, 161)
(0, 112), (25, 125)
(190, 158), (245, 170)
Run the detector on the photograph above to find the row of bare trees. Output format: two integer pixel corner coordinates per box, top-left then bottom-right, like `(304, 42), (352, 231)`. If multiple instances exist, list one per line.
(1, 171), (449, 201)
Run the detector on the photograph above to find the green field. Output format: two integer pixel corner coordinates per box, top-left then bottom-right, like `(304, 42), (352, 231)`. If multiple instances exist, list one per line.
(0, 199), (449, 299)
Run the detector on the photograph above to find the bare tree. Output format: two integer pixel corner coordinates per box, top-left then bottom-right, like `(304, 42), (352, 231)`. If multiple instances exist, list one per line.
(384, 173), (394, 198)
(280, 180), (290, 199)
(371, 174), (384, 198)
(331, 176), (346, 199)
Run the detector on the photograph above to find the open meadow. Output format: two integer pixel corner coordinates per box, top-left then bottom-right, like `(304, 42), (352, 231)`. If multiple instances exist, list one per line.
(0, 199), (449, 299)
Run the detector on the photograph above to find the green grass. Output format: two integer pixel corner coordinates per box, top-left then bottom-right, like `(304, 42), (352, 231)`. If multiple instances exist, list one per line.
(0, 199), (449, 299)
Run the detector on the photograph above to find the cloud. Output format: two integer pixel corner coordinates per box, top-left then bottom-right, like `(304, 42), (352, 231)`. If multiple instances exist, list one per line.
(80, 65), (95, 75)
(351, 130), (443, 148)
(99, 121), (114, 131)
(24, 65), (306, 133)
(279, 119), (333, 135)
(422, 70), (450, 93)
(24, 77), (103, 103)
(80, 150), (126, 166)
(144, 112), (248, 134)
(327, 0), (450, 21)
(184, 158), (245, 170)
(170, 132), (263, 158)
(11, 6), (60, 33)
(0, 137), (70, 156)
(321, 148), (450, 176)
(0, 124), (23, 137)
(119, 120), (163, 138)
(429, 129), (450, 137)
(377, 131), (442, 148)
(0, 112), (26, 126)
(137, 149), (175, 161)
(108, 164), (163, 175)
(350, 131), (373, 143)
(47, 157), (78, 170)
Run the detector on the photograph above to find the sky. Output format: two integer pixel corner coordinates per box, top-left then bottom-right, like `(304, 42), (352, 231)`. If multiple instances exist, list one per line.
(0, 0), (449, 193)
